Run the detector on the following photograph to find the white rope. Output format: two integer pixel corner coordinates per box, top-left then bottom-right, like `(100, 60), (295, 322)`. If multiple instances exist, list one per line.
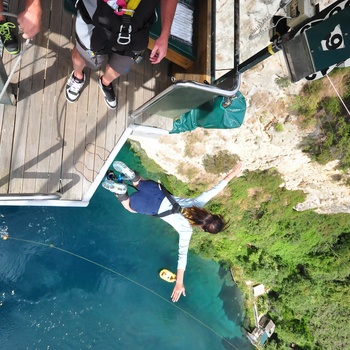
(326, 74), (350, 116)
(0, 11), (30, 103)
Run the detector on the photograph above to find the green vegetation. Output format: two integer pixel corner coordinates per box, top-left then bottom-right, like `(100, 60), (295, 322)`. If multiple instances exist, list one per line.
(275, 75), (291, 89)
(274, 123), (283, 132)
(130, 75), (350, 348)
(292, 67), (350, 171)
(202, 150), (240, 174)
(189, 168), (350, 349)
(132, 140), (350, 349)
(291, 79), (323, 128)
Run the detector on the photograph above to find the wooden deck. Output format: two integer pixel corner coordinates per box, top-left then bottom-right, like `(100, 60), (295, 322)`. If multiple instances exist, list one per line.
(0, 0), (173, 206)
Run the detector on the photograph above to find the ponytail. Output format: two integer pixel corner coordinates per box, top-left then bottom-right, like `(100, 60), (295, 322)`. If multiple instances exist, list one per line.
(181, 207), (228, 233)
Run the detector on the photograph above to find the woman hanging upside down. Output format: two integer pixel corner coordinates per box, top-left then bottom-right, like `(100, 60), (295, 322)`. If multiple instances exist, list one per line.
(103, 161), (243, 302)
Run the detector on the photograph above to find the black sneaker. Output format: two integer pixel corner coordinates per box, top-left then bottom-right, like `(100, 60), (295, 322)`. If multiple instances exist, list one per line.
(0, 21), (19, 54)
(98, 77), (117, 110)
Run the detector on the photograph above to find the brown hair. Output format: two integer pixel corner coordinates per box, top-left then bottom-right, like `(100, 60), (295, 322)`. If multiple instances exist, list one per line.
(181, 207), (228, 233)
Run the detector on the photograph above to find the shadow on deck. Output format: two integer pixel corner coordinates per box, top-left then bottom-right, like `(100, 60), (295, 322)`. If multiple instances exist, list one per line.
(0, 0), (173, 206)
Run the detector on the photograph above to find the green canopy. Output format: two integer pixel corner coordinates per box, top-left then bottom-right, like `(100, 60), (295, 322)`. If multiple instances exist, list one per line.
(170, 91), (246, 134)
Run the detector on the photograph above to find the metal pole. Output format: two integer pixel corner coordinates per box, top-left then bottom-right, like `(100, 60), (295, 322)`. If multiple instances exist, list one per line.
(0, 58), (15, 105)
(237, 39), (282, 73)
(233, 0), (240, 74)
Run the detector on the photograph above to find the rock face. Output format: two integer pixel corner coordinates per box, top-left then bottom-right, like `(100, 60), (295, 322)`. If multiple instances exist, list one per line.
(130, 0), (350, 215)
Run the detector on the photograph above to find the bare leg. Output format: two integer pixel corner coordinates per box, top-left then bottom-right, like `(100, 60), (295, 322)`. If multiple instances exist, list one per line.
(132, 177), (142, 187)
(71, 46), (86, 79)
(101, 64), (120, 86)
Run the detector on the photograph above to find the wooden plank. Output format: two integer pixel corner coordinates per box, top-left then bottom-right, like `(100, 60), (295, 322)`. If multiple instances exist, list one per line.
(1, 0), (34, 193)
(154, 55), (174, 130)
(22, 0), (52, 193)
(35, 0), (71, 194)
(148, 37), (194, 69)
(127, 66), (137, 116)
(9, 42), (36, 193)
(0, 104), (15, 193)
(82, 69), (99, 195)
(70, 67), (89, 200)
(143, 52), (154, 127)
(94, 75), (110, 176)
(131, 53), (147, 127)
(115, 72), (129, 151)
(46, 11), (76, 195)
(60, 82), (79, 200)
(105, 103), (119, 155)
(0, 1), (174, 202)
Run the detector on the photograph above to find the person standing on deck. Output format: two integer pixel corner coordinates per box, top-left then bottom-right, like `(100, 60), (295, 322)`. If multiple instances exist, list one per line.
(102, 161), (243, 302)
(65, 0), (178, 110)
(0, 0), (42, 54)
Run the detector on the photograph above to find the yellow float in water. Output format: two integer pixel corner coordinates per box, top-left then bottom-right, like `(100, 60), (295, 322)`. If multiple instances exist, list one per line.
(159, 269), (176, 283)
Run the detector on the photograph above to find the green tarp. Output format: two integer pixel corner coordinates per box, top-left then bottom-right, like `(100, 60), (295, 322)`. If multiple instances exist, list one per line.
(64, 0), (77, 15)
(170, 91), (246, 134)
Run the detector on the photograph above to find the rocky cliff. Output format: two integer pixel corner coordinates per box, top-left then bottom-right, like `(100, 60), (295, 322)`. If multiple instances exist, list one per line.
(130, 0), (350, 215)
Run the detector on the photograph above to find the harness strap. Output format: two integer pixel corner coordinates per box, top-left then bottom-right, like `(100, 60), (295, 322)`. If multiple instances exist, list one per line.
(154, 184), (182, 218)
(116, 0), (142, 45)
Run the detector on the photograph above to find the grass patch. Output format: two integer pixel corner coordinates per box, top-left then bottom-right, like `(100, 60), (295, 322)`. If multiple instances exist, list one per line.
(294, 67), (350, 171)
(202, 150), (240, 174)
(275, 75), (291, 89)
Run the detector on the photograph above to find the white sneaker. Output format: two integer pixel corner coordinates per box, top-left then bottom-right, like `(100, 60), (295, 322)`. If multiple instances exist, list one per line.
(113, 161), (135, 181)
(65, 71), (86, 103)
(102, 180), (127, 195)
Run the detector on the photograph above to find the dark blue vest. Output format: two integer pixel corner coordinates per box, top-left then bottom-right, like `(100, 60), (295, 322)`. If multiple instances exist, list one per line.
(129, 180), (165, 215)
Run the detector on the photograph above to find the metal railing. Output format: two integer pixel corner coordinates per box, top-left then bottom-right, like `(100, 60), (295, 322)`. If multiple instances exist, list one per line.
(129, 75), (241, 120)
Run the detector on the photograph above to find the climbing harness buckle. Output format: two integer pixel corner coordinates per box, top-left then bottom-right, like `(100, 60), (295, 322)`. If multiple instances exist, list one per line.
(132, 53), (143, 64)
(117, 24), (132, 45)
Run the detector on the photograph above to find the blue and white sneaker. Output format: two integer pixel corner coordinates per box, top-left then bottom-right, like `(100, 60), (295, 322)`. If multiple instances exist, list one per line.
(102, 180), (127, 195)
(113, 161), (138, 181)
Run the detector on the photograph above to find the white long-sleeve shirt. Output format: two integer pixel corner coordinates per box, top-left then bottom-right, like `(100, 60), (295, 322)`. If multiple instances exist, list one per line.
(157, 179), (228, 271)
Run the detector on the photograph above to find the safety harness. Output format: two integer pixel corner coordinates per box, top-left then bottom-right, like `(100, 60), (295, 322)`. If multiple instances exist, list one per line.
(155, 184), (183, 218)
(104, 0), (141, 46)
(76, 0), (147, 61)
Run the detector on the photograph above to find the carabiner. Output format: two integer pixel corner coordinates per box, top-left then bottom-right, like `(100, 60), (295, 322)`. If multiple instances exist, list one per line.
(117, 24), (132, 45)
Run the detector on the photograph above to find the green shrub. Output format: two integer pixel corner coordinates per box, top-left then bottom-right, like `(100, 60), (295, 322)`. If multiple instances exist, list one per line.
(202, 150), (240, 174)
(322, 96), (341, 116)
(302, 115), (350, 169)
(291, 95), (318, 128)
(275, 123), (283, 132)
(275, 75), (291, 89)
